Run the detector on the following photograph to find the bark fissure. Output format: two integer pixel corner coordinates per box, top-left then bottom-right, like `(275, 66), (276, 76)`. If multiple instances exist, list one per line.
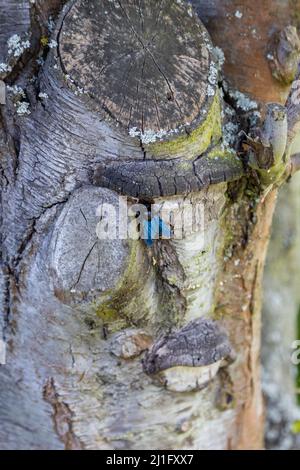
(43, 378), (84, 450)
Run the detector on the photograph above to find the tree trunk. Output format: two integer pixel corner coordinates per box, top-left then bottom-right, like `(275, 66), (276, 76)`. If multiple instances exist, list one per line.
(0, 0), (299, 450)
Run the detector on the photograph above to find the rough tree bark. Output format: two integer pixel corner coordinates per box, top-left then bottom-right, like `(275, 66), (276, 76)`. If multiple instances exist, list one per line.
(0, 0), (300, 450)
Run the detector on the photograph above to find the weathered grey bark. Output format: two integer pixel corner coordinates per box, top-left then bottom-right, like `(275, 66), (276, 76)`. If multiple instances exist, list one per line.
(0, 0), (300, 450)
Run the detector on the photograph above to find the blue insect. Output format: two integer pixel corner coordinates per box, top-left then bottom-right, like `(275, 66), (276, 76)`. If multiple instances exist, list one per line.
(142, 216), (172, 247)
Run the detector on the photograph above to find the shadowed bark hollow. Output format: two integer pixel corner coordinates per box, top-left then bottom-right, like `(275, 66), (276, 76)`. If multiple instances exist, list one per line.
(0, 0), (300, 450)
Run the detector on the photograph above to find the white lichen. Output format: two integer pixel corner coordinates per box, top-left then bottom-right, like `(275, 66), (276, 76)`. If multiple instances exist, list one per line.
(213, 46), (225, 70)
(207, 85), (215, 97)
(7, 85), (30, 115)
(129, 127), (167, 144)
(223, 121), (239, 147)
(224, 106), (235, 118)
(129, 126), (183, 144)
(7, 34), (30, 58)
(48, 39), (58, 49)
(208, 63), (218, 86)
(0, 63), (12, 73)
(249, 110), (262, 127)
(228, 89), (258, 112)
(74, 87), (84, 96)
(16, 102), (30, 116)
(7, 85), (25, 97)
(235, 10), (243, 19)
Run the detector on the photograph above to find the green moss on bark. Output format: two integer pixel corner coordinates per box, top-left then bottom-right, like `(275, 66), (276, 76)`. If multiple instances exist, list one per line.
(145, 93), (222, 159)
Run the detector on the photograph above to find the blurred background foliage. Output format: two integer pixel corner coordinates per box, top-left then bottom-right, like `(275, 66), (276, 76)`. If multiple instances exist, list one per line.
(262, 172), (300, 449)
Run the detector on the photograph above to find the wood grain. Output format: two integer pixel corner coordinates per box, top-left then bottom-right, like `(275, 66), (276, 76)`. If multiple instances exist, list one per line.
(59, 0), (215, 136)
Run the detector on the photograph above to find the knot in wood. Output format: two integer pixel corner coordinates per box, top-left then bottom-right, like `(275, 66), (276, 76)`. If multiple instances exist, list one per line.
(59, 0), (216, 142)
(143, 317), (233, 375)
(268, 26), (300, 85)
